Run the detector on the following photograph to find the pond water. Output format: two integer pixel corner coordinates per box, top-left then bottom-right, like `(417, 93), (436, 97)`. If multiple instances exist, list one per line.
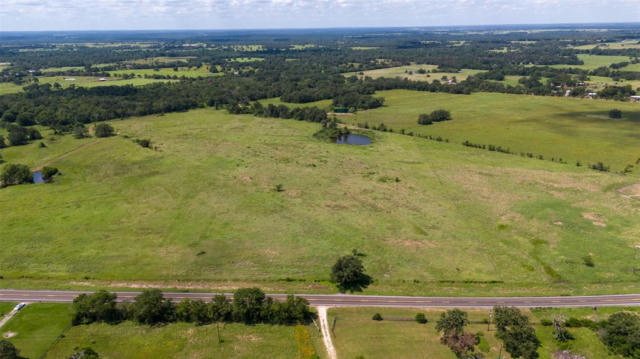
(335, 134), (372, 145)
(32, 171), (44, 184)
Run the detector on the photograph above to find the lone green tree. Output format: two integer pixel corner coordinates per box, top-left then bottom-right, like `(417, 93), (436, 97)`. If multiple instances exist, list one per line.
(330, 254), (372, 292)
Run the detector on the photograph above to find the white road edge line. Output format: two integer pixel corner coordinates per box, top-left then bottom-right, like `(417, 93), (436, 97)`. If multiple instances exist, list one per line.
(317, 306), (337, 359)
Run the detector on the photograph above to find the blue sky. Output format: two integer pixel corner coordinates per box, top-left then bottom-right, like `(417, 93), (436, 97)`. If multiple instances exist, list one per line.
(1, 0), (639, 31)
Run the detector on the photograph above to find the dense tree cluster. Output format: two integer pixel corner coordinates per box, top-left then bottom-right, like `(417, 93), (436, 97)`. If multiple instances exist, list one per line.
(71, 288), (313, 327)
(600, 312), (640, 359)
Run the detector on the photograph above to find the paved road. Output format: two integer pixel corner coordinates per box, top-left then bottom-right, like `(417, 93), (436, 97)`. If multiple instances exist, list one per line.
(1, 290), (640, 308)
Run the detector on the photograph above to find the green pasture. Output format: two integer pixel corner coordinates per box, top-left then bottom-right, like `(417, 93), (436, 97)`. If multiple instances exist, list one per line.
(347, 89), (640, 171)
(550, 54), (631, 70)
(108, 66), (218, 78)
(46, 321), (315, 359)
(328, 307), (623, 359)
(260, 97), (333, 110)
(1, 303), (73, 359)
(345, 65), (483, 83)
(38, 76), (171, 88)
(228, 57), (265, 62)
(0, 82), (22, 95)
(1, 107), (640, 295)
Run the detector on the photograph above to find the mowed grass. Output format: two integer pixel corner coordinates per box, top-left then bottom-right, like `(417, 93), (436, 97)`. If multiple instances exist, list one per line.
(1, 108), (640, 295)
(346, 65), (483, 83)
(347, 89), (640, 171)
(0, 302), (16, 316)
(2, 303), (73, 359)
(550, 54), (631, 70)
(45, 321), (313, 359)
(328, 307), (621, 359)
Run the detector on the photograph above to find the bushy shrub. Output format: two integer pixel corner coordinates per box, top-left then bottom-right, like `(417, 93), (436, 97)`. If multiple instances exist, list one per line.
(1, 163), (32, 188)
(415, 313), (428, 324)
(609, 109), (622, 119)
(372, 313), (383, 321)
(94, 123), (115, 138)
(42, 166), (59, 182)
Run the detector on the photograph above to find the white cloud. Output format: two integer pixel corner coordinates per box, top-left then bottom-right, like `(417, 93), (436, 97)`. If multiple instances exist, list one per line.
(0, 0), (638, 30)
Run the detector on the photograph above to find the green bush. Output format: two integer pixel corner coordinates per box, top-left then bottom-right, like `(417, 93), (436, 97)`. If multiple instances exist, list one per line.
(540, 318), (553, 326)
(372, 313), (383, 321)
(609, 109), (622, 119)
(42, 166), (59, 182)
(583, 255), (595, 267)
(415, 313), (428, 324)
(94, 123), (115, 138)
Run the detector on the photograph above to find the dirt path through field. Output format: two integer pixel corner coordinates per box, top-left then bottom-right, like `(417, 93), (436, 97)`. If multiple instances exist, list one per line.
(31, 139), (103, 171)
(317, 306), (337, 359)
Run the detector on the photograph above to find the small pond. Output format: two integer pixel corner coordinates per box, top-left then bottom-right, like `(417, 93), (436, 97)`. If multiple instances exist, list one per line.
(335, 134), (372, 145)
(32, 171), (44, 184)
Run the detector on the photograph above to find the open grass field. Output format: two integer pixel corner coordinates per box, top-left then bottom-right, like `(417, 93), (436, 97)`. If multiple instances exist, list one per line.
(346, 89), (640, 171)
(346, 65), (484, 83)
(228, 57), (265, 62)
(327, 307), (623, 359)
(573, 40), (640, 50)
(260, 97), (333, 110)
(39, 76), (172, 88)
(45, 321), (320, 359)
(621, 62), (640, 72)
(586, 75), (640, 91)
(0, 82), (22, 95)
(0, 77), (172, 95)
(550, 54), (632, 70)
(108, 66), (219, 78)
(1, 107), (640, 295)
(1, 303), (73, 359)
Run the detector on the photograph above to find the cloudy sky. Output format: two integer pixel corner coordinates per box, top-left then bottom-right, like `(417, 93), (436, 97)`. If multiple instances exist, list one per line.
(1, 0), (639, 31)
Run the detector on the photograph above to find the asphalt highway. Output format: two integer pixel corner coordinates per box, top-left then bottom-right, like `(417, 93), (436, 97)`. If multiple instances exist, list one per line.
(1, 290), (640, 308)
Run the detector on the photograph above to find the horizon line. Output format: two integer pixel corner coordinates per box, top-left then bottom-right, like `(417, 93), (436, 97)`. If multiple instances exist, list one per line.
(2, 21), (640, 34)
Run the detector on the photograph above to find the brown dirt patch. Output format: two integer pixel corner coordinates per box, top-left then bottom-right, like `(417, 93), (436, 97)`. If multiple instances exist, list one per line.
(386, 237), (436, 248)
(619, 184), (640, 198)
(553, 351), (585, 359)
(553, 221), (564, 226)
(582, 212), (606, 227)
(236, 334), (262, 342)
